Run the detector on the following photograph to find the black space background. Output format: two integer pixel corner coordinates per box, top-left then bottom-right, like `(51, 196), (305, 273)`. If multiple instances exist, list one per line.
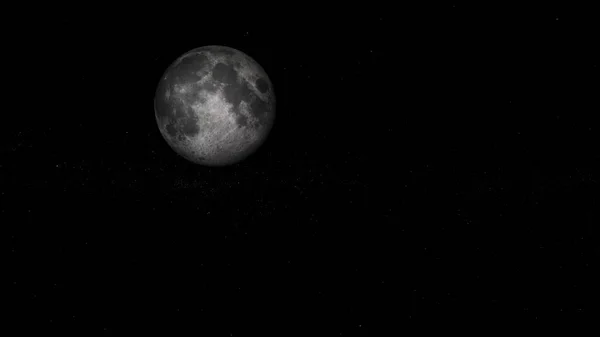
(3, 4), (599, 335)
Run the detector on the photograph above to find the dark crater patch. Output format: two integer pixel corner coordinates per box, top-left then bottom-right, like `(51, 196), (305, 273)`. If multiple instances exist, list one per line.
(166, 121), (178, 137)
(155, 80), (175, 119)
(250, 98), (270, 125)
(236, 114), (248, 127)
(212, 63), (238, 84)
(155, 95), (170, 120)
(163, 108), (200, 141)
(176, 53), (208, 74)
(223, 81), (253, 108)
(255, 77), (269, 93)
(201, 81), (217, 92)
(182, 115), (200, 136)
(170, 55), (209, 85)
(210, 46), (236, 56)
(186, 107), (196, 118)
(223, 81), (254, 122)
(173, 104), (187, 119)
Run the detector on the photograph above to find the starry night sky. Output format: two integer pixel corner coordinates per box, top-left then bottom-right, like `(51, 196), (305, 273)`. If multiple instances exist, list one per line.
(3, 4), (599, 335)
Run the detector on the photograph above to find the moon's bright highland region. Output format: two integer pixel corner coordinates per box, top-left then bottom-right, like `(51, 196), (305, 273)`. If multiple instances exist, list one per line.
(154, 45), (275, 166)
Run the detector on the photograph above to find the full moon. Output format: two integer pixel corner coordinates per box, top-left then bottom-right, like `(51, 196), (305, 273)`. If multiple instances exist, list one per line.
(154, 45), (275, 166)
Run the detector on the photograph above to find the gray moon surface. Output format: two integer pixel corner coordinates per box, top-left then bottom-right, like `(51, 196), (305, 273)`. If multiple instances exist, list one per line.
(154, 45), (275, 166)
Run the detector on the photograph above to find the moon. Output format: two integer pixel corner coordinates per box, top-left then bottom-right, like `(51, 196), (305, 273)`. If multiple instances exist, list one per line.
(154, 45), (275, 166)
